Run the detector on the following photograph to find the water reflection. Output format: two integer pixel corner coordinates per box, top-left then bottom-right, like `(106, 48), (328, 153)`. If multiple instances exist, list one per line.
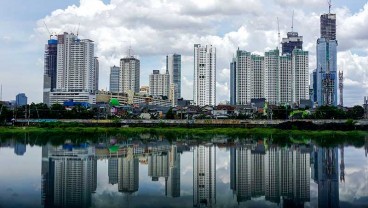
(41, 144), (97, 208)
(230, 141), (310, 207)
(1, 135), (368, 207)
(311, 147), (339, 207)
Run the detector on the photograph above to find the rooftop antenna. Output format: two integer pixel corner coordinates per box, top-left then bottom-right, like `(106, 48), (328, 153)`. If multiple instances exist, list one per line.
(328, 0), (332, 13)
(0, 84), (2, 101)
(291, 10), (294, 32)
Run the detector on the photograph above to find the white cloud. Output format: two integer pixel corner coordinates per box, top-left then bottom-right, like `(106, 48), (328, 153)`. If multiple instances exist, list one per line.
(9, 0), (363, 106)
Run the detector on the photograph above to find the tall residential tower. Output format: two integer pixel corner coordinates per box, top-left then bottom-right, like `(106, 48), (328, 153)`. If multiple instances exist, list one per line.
(166, 54), (181, 105)
(193, 44), (216, 106)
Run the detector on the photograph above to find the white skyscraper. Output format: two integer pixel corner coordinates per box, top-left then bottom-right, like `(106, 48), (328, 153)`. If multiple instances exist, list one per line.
(48, 32), (98, 105)
(120, 56), (140, 93)
(193, 144), (216, 207)
(56, 33), (97, 93)
(194, 44), (216, 106)
(149, 70), (170, 97)
(278, 54), (292, 104)
(231, 47), (309, 106)
(264, 49), (280, 105)
(251, 55), (265, 99)
(234, 50), (252, 105)
(292, 49), (309, 105)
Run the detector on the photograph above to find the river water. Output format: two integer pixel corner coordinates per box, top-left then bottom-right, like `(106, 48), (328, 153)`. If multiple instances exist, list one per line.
(0, 134), (367, 207)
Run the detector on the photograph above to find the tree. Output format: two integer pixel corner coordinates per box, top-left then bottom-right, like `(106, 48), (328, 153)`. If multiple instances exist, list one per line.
(165, 108), (175, 119)
(346, 105), (365, 119)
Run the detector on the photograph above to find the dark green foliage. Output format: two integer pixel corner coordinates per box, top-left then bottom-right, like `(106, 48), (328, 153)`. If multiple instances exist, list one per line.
(165, 108), (175, 119)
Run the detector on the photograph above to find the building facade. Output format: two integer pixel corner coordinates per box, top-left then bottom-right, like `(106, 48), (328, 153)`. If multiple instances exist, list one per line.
(264, 49), (279, 105)
(312, 13), (338, 106)
(120, 57), (140, 94)
(45, 32), (99, 105)
(231, 47), (308, 106)
(15, 93), (27, 106)
(193, 144), (216, 207)
(281, 32), (303, 55)
(110, 66), (120, 93)
(292, 49), (309, 104)
(43, 38), (58, 104)
(193, 44), (216, 106)
(149, 70), (170, 97)
(166, 54), (181, 105)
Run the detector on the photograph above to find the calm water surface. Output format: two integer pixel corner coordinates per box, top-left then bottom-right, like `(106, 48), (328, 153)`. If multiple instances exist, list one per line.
(0, 134), (368, 208)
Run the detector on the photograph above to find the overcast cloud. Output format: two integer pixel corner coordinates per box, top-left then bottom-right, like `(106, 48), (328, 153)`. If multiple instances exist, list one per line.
(0, 0), (367, 106)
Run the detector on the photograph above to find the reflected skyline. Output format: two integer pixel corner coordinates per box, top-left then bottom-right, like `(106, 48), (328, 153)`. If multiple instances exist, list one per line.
(230, 141), (310, 206)
(41, 143), (97, 208)
(0, 135), (367, 207)
(193, 144), (216, 207)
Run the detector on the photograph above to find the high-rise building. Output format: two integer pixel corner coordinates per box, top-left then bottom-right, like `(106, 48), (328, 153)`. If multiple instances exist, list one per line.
(281, 32), (303, 55)
(231, 47), (308, 106)
(43, 38), (58, 104)
(251, 55), (265, 99)
(292, 49), (309, 104)
(315, 38), (338, 106)
(229, 58), (237, 105)
(264, 49), (279, 105)
(193, 44), (216, 106)
(120, 56), (140, 93)
(193, 144), (216, 207)
(320, 13), (336, 41)
(109, 66), (120, 93)
(15, 93), (27, 106)
(166, 54), (181, 105)
(312, 13), (338, 106)
(278, 54), (292, 104)
(47, 32), (98, 105)
(233, 50), (252, 105)
(56, 33), (97, 93)
(92, 57), (99, 92)
(149, 70), (170, 97)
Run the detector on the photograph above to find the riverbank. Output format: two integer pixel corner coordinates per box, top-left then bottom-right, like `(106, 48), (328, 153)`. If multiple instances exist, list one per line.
(0, 126), (367, 137)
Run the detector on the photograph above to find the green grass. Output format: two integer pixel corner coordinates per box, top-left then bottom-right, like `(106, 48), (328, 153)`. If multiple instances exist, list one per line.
(1, 126), (367, 137)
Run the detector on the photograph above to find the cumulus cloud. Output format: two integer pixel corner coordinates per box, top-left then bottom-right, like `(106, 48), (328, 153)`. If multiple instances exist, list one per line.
(26, 0), (368, 105)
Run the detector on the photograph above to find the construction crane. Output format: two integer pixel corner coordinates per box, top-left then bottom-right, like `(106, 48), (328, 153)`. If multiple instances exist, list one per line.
(339, 70), (343, 106)
(291, 10), (294, 32)
(277, 17), (281, 52)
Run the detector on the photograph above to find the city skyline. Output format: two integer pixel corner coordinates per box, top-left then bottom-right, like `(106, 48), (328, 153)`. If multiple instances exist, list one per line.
(0, 0), (367, 106)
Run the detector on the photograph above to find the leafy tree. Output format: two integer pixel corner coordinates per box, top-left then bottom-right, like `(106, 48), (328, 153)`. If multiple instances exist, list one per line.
(346, 105), (365, 119)
(165, 108), (175, 119)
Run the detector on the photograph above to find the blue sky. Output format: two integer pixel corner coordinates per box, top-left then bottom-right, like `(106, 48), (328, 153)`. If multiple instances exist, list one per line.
(0, 0), (367, 106)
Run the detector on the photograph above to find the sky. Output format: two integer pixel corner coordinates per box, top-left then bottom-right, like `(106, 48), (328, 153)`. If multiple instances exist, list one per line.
(0, 0), (367, 106)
